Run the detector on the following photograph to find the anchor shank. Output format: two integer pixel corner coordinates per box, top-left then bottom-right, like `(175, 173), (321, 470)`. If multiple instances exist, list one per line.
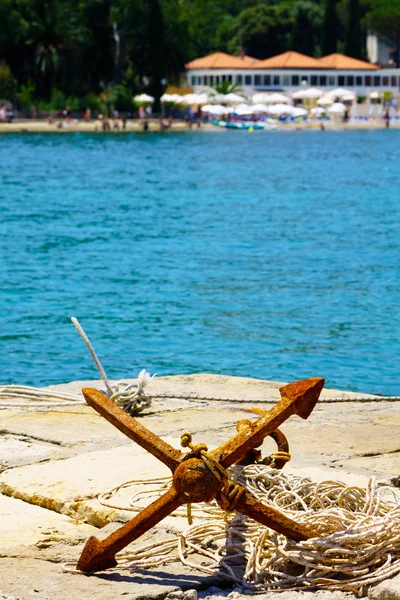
(82, 388), (183, 472)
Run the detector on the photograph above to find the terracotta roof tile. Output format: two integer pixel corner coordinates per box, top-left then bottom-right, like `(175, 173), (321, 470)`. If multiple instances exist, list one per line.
(185, 52), (261, 70)
(319, 53), (379, 70)
(258, 51), (323, 69)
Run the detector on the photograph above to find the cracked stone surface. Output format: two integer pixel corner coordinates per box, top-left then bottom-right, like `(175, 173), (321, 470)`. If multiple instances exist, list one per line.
(0, 374), (399, 600)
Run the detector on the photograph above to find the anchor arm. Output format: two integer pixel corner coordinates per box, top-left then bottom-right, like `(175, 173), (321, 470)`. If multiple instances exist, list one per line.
(77, 486), (182, 572)
(82, 388), (184, 473)
(212, 378), (324, 468)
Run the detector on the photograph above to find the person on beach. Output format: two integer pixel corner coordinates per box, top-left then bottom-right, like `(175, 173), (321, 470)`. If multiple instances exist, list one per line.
(384, 107), (390, 128)
(159, 117), (170, 131)
(195, 105), (202, 128)
(139, 105), (145, 126)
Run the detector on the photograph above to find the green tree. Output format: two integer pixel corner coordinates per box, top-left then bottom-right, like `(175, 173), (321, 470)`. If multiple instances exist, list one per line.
(345, 0), (362, 58)
(211, 80), (243, 93)
(148, 0), (165, 112)
(0, 62), (17, 101)
(322, 0), (340, 55)
(365, 0), (400, 65)
(291, 0), (324, 56)
(228, 3), (293, 59)
(0, 0), (89, 99)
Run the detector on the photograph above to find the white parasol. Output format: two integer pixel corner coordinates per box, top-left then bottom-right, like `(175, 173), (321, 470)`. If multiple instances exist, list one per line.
(317, 95), (334, 106)
(328, 102), (347, 114)
(134, 94), (154, 103)
(292, 88), (323, 100)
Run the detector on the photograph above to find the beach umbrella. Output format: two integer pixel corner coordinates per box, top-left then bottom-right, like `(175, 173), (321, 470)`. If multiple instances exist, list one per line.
(369, 91), (381, 99)
(292, 87), (323, 100)
(317, 95), (334, 106)
(291, 107), (308, 117)
(234, 103), (253, 115)
(310, 106), (326, 115)
(161, 93), (184, 103)
(209, 93), (227, 103)
(223, 92), (247, 104)
(134, 93), (154, 103)
(202, 104), (231, 115)
(267, 93), (291, 104)
(328, 102), (346, 114)
(252, 92), (272, 104)
(180, 93), (208, 105)
(252, 103), (269, 113)
(342, 93), (356, 102)
(327, 88), (353, 99)
(268, 103), (295, 115)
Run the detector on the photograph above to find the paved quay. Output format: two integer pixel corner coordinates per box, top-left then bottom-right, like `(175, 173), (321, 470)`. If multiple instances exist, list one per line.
(0, 374), (399, 600)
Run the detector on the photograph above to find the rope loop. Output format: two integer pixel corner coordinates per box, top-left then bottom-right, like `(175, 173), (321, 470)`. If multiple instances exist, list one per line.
(180, 432), (208, 457)
(270, 451), (291, 465)
(218, 480), (245, 512)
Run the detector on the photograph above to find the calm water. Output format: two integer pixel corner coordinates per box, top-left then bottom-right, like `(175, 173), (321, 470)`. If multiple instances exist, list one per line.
(0, 130), (399, 395)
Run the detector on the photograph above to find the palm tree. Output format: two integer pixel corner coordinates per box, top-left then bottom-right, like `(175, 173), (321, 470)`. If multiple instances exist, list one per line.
(212, 80), (243, 95)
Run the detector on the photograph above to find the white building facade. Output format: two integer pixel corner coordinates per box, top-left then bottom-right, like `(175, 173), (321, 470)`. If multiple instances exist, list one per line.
(185, 52), (400, 98)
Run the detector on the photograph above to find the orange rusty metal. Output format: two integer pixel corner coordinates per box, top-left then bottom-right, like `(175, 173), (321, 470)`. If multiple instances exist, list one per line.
(234, 420), (289, 468)
(76, 377), (324, 573)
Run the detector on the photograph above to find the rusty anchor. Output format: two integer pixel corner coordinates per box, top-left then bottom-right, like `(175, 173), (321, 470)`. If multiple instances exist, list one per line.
(76, 377), (324, 573)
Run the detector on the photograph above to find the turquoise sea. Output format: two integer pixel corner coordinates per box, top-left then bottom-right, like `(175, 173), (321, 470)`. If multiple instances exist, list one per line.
(0, 130), (399, 395)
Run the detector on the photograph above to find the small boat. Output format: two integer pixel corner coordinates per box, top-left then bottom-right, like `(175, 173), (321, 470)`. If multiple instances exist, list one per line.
(211, 120), (265, 130)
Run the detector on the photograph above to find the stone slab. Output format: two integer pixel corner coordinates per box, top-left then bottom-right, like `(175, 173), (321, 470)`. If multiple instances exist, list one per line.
(370, 573), (400, 600)
(338, 453), (400, 481)
(0, 557), (231, 600)
(0, 409), (129, 447)
(0, 433), (69, 472)
(0, 494), (95, 556)
(0, 442), (181, 527)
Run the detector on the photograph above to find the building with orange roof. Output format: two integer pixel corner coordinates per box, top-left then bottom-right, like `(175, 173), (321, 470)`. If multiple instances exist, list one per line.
(185, 52), (261, 70)
(258, 51), (323, 70)
(185, 50), (399, 97)
(319, 53), (379, 70)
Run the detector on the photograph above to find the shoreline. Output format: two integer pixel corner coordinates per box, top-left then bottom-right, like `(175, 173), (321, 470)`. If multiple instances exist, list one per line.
(1, 118), (399, 134)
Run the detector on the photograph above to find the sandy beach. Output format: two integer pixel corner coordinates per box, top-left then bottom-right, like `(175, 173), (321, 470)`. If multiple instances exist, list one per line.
(0, 118), (399, 134)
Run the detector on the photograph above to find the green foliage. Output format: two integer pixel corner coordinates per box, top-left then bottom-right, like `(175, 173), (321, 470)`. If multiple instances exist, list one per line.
(0, 0), (374, 106)
(104, 84), (133, 111)
(212, 80), (243, 94)
(228, 3), (294, 59)
(16, 81), (36, 108)
(291, 0), (324, 56)
(345, 0), (362, 59)
(82, 92), (101, 113)
(322, 0), (339, 55)
(365, 0), (400, 64)
(0, 62), (17, 100)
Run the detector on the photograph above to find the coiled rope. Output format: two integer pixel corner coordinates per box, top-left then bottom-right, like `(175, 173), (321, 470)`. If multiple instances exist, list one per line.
(0, 319), (154, 415)
(114, 466), (400, 594)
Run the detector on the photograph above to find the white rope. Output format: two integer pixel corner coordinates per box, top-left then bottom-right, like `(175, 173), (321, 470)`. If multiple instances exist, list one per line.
(99, 466), (400, 594)
(71, 317), (113, 396)
(71, 317), (155, 415)
(0, 384), (86, 408)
